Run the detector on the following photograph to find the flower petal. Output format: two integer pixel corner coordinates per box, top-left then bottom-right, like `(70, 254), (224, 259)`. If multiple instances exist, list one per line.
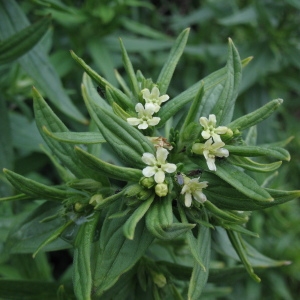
(163, 163), (177, 173)
(199, 117), (209, 128)
(148, 117), (160, 126)
(184, 193), (192, 207)
(142, 166), (156, 177)
(201, 131), (211, 140)
(127, 118), (141, 126)
(206, 157), (216, 171)
(154, 169), (165, 183)
(142, 153), (156, 165)
(215, 126), (228, 134)
(135, 103), (144, 113)
(156, 147), (168, 164)
(138, 122), (149, 130)
(215, 148), (229, 157)
(208, 114), (217, 125)
(194, 191), (207, 203)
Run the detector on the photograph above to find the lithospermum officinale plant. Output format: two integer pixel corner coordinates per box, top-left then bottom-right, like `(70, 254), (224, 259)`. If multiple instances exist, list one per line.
(2, 28), (299, 299)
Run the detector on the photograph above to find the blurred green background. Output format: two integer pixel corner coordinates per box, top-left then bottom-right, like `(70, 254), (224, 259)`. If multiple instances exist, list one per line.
(0, 0), (299, 299)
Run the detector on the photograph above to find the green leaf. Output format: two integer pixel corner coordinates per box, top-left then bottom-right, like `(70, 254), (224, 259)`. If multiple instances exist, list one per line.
(0, 15), (51, 64)
(33, 87), (108, 184)
(0, 96), (13, 196)
(225, 145), (290, 161)
(203, 172), (300, 211)
(43, 127), (105, 144)
(228, 99), (283, 131)
(119, 38), (140, 99)
(211, 38), (242, 125)
(74, 146), (142, 182)
(227, 156), (282, 173)
(3, 169), (76, 201)
(81, 84), (155, 168)
(5, 202), (71, 254)
(92, 203), (154, 297)
(71, 51), (133, 109)
(157, 28), (190, 94)
(0, 0), (86, 123)
(73, 212), (101, 300)
(188, 225), (211, 300)
(145, 196), (195, 240)
(33, 220), (73, 258)
(156, 54), (247, 128)
(193, 158), (273, 203)
(123, 195), (155, 240)
(0, 280), (63, 300)
(226, 230), (261, 282)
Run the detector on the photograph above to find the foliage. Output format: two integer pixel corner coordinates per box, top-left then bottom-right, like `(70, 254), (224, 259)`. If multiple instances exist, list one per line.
(0, 0), (299, 299)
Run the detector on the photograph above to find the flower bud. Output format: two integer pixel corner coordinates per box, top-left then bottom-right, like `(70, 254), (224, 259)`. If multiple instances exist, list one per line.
(89, 194), (103, 207)
(155, 183), (168, 197)
(191, 142), (205, 155)
(74, 202), (85, 212)
(140, 176), (155, 189)
(152, 272), (167, 288)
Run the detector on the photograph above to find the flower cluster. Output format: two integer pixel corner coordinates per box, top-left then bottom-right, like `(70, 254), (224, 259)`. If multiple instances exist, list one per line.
(127, 87), (169, 129)
(193, 114), (230, 171)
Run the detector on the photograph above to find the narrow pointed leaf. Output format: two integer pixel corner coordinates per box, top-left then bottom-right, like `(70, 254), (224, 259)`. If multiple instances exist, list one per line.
(157, 28), (190, 94)
(71, 51), (133, 109)
(0, 0), (86, 123)
(73, 213), (101, 300)
(33, 220), (73, 258)
(3, 169), (76, 201)
(225, 145), (290, 161)
(82, 84), (154, 168)
(226, 230), (261, 282)
(228, 156), (282, 173)
(146, 196), (195, 239)
(43, 127), (105, 144)
(188, 225), (211, 300)
(33, 87), (108, 183)
(192, 159), (273, 202)
(119, 38), (140, 99)
(211, 38), (242, 125)
(123, 195), (154, 240)
(0, 15), (51, 64)
(228, 99), (283, 131)
(92, 203), (153, 296)
(74, 146), (142, 182)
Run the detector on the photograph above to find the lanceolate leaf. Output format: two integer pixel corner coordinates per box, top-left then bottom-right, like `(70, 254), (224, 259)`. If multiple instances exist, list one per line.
(33, 87), (108, 184)
(146, 195), (195, 240)
(43, 127), (105, 144)
(3, 169), (76, 201)
(0, 0), (86, 123)
(157, 40), (244, 127)
(225, 145), (290, 161)
(188, 225), (211, 300)
(92, 203), (154, 297)
(123, 195), (155, 240)
(71, 51), (133, 109)
(0, 15), (51, 64)
(227, 156), (282, 173)
(82, 84), (155, 168)
(228, 99), (283, 131)
(157, 28), (190, 94)
(73, 212), (101, 300)
(74, 147), (142, 182)
(192, 158), (273, 203)
(210, 38), (242, 125)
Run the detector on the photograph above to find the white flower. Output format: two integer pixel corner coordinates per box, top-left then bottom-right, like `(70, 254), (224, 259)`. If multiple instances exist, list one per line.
(199, 114), (228, 142)
(181, 177), (208, 207)
(192, 138), (229, 171)
(127, 103), (160, 129)
(142, 147), (177, 183)
(141, 87), (169, 113)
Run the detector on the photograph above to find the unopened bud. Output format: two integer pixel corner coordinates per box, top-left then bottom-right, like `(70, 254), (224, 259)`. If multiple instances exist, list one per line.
(89, 194), (103, 207)
(140, 176), (155, 189)
(155, 183), (168, 197)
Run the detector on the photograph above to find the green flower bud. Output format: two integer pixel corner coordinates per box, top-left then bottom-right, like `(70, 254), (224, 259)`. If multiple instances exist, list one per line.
(89, 194), (103, 207)
(138, 189), (153, 201)
(140, 176), (155, 189)
(152, 272), (167, 288)
(124, 183), (143, 197)
(74, 202), (85, 212)
(192, 142), (205, 155)
(155, 183), (168, 197)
